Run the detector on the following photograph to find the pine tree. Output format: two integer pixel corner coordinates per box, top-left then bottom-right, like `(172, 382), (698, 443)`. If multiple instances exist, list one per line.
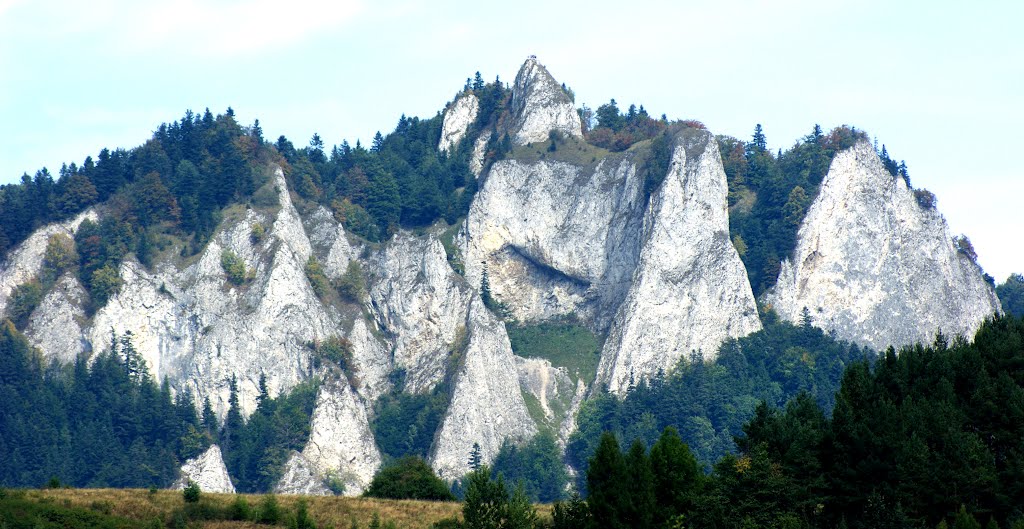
(480, 262), (494, 309)
(587, 433), (630, 529)
(468, 442), (483, 471)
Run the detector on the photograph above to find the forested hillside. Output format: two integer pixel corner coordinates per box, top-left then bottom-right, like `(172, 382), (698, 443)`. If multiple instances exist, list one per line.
(552, 315), (1024, 529)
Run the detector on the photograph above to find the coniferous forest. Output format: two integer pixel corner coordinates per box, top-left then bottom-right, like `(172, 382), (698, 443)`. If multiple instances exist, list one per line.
(2, 90), (1024, 529)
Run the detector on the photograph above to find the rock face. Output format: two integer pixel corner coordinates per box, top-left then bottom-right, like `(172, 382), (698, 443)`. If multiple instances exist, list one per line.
(25, 274), (89, 364)
(173, 445), (235, 493)
(767, 140), (1001, 350)
(508, 57), (582, 146)
(469, 132), (493, 177)
(0, 209), (96, 316)
(597, 131), (762, 393)
(516, 356), (585, 447)
(430, 297), (537, 480)
(87, 168), (336, 419)
(439, 94), (480, 153)
(462, 127), (760, 394)
(369, 232), (471, 394)
(276, 380), (381, 496)
(462, 154), (646, 328)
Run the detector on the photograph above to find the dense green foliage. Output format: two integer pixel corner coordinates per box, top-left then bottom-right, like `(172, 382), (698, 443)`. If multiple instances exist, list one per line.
(507, 319), (601, 384)
(372, 329), (468, 461)
(489, 432), (568, 503)
(567, 316), (871, 480)
(461, 468), (537, 529)
(1, 107), (275, 269)
(722, 124), (885, 296)
(584, 99), (668, 152)
(997, 273), (1024, 317)
(220, 375), (319, 493)
(565, 316), (1024, 529)
(0, 322), (209, 488)
(372, 382), (450, 461)
(365, 456), (455, 501)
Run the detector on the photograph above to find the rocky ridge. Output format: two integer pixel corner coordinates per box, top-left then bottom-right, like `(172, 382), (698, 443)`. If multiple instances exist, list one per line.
(597, 130), (762, 393)
(767, 140), (1000, 350)
(430, 297), (537, 480)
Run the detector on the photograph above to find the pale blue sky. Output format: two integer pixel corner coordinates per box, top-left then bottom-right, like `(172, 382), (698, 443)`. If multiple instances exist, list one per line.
(1, 0), (1021, 279)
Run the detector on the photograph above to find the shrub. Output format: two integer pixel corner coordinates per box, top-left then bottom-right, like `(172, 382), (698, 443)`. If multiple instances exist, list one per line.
(257, 495), (281, 524)
(914, 188), (936, 209)
(229, 495), (251, 521)
(42, 233), (77, 283)
(183, 481), (201, 503)
(293, 498), (317, 529)
(220, 250), (247, 286)
(305, 256), (330, 298)
(250, 222), (266, 243)
(336, 260), (367, 302)
(365, 456), (455, 501)
(9, 280), (43, 329)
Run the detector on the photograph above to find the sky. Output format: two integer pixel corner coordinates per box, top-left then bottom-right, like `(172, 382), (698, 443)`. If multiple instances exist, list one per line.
(1, 0), (1021, 279)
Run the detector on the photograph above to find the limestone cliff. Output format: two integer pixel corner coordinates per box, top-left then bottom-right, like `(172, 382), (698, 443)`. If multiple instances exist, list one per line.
(368, 232), (471, 394)
(462, 127), (760, 394)
(462, 154), (646, 327)
(87, 168), (334, 419)
(767, 140), (1000, 350)
(430, 297), (537, 480)
(439, 94), (479, 153)
(597, 130), (762, 393)
(25, 274), (89, 363)
(275, 380), (381, 496)
(173, 445), (235, 494)
(508, 57), (582, 146)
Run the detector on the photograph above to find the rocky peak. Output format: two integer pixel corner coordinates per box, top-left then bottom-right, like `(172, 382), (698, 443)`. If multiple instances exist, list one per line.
(429, 296), (537, 480)
(438, 93), (480, 153)
(508, 57), (583, 146)
(596, 129), (762, 394)
(276, 380), (381, 496)
(767, 140), (1001, 350)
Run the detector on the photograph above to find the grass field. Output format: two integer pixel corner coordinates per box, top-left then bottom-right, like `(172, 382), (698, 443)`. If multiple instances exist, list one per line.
(1, 487), (465, 529)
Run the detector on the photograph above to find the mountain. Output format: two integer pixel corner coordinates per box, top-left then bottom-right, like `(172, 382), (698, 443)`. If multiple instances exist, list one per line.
(0, 57), (1001, 494)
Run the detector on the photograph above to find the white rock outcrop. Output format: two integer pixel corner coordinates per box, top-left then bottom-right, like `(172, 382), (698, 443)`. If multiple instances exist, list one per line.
(469, 131), (493, 177)
(173, 445), (235, 494)
(369, 232), (472, 393)
(275, 380), (381, 496)
(0, 209), (96, 316)
(462, 155), (646, 328)
(87, 168), (334, 419)
(439, 94), (480, 153)
(25, 274), (89, 364)
(508, 57), (582, 146)
(430, 297), (537, 480)
(597, 130), (762, 393)
(516, 356), (585, 447)
(767, 140), (1000, 350)
(275, 452), (332, 496)
(463, 127), (760, 394)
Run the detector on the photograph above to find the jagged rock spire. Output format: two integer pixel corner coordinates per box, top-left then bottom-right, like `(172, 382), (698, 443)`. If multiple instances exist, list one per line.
(508, 56), (583, 146)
